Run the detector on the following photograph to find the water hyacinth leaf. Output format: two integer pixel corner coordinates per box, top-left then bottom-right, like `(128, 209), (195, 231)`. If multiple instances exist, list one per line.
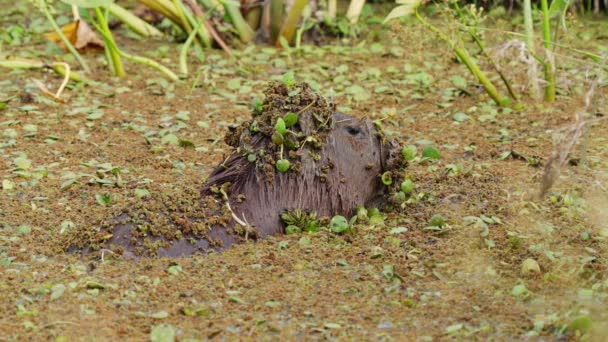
(161, 134), (178, 145)
(567, 315), (592, 333)
(429, 214), (445, 227)
(285, 225), (301, 234)
(50, 284), (66, 301)
(400, 179), (414, 194)
(150, 324), (175, 342)
(276, 159), (290, 172)
(14, 156), (32, 170)
(3, 179), (14, 190)
(135, 188), (150, 198)
(521, 258), (541, 275)
(150, 311), (169, 319)
(271, 131), (284, 145)
(451, 75), (467, 88)
(95, 193), (111, 205)
(283, 112), (298, 127)
(283, 71), (296, 87)
(330, 215), (349, 233)
(511, 284), (530, 299)
(422, 146), (440, 159)
(274, 118), (286, 135)
(381, 171), (392, 185)
(304, 220), (319, 232)
(401, 145), (417, 160)
(452, 112), (469, 122)
(252, 98), (263, 114)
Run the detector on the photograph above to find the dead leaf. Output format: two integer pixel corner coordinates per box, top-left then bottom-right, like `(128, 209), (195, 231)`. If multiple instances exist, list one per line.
(44, 19), (104, 52)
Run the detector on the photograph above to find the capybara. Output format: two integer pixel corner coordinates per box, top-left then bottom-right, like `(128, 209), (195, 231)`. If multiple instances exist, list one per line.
(73, 82), (402, 257)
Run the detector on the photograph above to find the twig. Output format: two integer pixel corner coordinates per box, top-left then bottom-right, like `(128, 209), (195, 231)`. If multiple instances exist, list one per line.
(539, 60), (607, 197)
(54, 62), (70, 98)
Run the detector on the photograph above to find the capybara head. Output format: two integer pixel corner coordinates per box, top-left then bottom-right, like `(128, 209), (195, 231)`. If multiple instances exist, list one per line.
(75, 82), (403, 258)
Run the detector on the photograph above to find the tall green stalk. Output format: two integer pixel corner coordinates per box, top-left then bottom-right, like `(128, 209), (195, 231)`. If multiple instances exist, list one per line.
(107, 3), (163, 37)
(40, 2), (90, 73)
(224, 2), (254, 43)
(276, 0), (309, 46)
(540, 0), (556, 102)
(94, 7), (125, 77)
(269, 0), (284, 43)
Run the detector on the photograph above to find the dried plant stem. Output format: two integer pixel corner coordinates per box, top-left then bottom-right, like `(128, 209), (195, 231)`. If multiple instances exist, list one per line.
(0, 58), (88, 83)
(328, 0), (337, 19)
(183, 0), (233, 57)
(539, 65), (606, 197)
(346, 0), (366, 24)
(522, 0), (540, 98)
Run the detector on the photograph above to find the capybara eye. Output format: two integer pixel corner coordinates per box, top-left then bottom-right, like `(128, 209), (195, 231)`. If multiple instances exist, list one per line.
(346, 126), (362, 136)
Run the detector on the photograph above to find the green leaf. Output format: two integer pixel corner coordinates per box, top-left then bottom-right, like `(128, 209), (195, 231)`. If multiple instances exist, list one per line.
(567, 315), (592, 334)
(429, 214), (445, 227)
(276, 159), (290, 173)
(150, 311), (169, 319)
(179, 139), (195, 148)
(330, 215), (349, 233)
(134, 188), (150, 198)
(175, 111), (190, 121)
(381, 171), (392, 185)
(282, 71), (296, 87)
(283, 112), (298, 127)
(452, 112), (469, 122)
(548, 0), (571, 30)
(274, 118), (286, 135)
(2, 179), (14, 191)
(61, 179), (79, 190)
(161, 134), (178, 145)
(422, 146), (441, 159)
(59, 0), (114, 8)
(285, 225), (301, 234)
(95, 193), (112, 206)
(14, 156), (32, 170)
(50, 284), (66, 301)
(383, 0), (421, 24)
(450, 75), (467, 88)
(400, 179), (414, 194)
(401, 145), (417, 160)
(150, 324), (175, 342)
